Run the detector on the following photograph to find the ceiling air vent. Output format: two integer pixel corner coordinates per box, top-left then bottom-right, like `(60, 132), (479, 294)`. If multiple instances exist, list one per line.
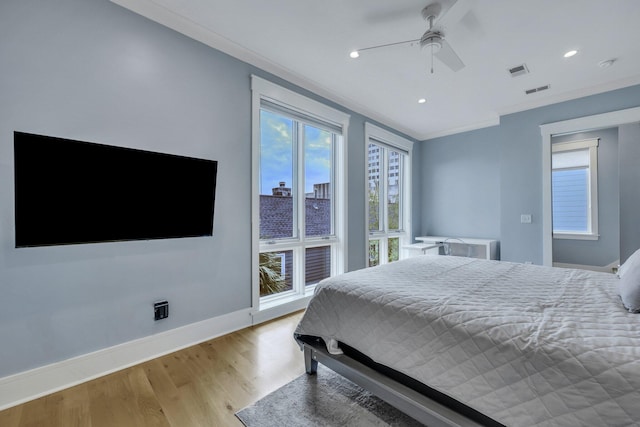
(508, 64), (529, 77)
(525, 84), (550, 95)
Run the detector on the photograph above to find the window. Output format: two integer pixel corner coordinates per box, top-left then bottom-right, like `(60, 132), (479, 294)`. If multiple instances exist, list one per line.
(365, 123), (413, 267)
(551, 138), (599, 240)
(251, 76), (348, 316)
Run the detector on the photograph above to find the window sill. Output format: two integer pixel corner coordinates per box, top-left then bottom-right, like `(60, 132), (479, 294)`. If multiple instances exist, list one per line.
(553, 232), (599, 241)
(252, 286), (317, 325)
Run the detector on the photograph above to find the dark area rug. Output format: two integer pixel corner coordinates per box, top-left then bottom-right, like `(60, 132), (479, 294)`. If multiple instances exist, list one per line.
(235, 365), (424, 426)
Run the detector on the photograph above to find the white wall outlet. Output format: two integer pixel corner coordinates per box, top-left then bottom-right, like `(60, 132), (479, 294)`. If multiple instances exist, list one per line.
(520, 214), (532, 224)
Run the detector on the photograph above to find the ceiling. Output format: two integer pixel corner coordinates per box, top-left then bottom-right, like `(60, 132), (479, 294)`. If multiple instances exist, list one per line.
(113, 0), (640, 140)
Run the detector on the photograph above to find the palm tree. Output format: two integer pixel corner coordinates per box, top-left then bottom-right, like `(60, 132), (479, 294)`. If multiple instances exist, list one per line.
(259, 252), (287, 296)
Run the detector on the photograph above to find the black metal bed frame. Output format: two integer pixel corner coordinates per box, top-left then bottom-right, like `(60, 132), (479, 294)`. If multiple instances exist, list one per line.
(295, 335), (504, 427)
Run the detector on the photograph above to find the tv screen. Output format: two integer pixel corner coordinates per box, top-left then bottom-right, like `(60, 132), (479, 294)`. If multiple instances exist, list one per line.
(14, 132), (218, 247)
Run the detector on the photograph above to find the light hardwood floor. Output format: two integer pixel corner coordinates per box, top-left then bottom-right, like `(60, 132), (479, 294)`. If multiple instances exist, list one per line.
(0, 311), (306, 427)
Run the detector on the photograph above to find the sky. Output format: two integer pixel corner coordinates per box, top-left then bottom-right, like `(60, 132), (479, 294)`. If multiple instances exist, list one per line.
(260, 110), (332, 195)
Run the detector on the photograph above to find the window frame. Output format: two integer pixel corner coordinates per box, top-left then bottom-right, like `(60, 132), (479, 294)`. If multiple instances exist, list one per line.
(551, 138), (599, 240)
(364, 123), (413, 266)
(251, 75), (349, 321)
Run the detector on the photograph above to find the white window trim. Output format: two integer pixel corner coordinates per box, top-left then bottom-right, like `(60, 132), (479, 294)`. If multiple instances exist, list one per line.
(365, 122), (414, 152)
(551, 138), (599, 240)
(540, 106), (640, 266)
(251, 75), (349, 321)
(364, 123), (413, 264)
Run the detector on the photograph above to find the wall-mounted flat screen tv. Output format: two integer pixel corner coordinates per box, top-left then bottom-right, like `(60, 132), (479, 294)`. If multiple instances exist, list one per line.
(14, 132), (218, 248)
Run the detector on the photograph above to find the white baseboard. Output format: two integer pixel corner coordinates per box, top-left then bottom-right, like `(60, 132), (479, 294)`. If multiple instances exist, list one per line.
(0, 308), (253, 411)
(251, 295), (311, 325)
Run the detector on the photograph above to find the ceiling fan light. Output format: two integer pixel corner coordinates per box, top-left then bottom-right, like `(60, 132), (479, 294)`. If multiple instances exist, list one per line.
(349, 50), (360, 59)
(420, 33), (442, 53)
(422, 40), (442, 52)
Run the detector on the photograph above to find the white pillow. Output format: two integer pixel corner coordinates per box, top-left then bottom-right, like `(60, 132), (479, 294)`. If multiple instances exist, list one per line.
(618, 248), (640, 278)
(619, 261), (640, 313)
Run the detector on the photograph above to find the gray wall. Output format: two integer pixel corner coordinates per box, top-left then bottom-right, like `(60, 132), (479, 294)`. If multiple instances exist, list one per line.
(420, 126), (501, 241)
(619, 122), (640, 263)
(0, 0), (418, 378)
(551, 128), (619, 267)
(421, 85), (640, 264)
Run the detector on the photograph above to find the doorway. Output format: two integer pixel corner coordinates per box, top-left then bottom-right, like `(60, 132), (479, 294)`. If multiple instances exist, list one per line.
(540, 106), (640, 267)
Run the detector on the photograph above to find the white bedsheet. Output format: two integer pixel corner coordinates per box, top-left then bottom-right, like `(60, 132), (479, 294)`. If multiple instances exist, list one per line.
(294, 256), (640, 427)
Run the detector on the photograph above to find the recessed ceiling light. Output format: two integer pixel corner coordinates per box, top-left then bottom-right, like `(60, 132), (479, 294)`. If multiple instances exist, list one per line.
(564, 50), (578, 58)
(349, 50), (359, 59)
(418, 98), (426, 104)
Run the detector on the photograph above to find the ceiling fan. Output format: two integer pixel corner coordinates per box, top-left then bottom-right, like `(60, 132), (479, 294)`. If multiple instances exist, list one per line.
(350, 1), (465, 73)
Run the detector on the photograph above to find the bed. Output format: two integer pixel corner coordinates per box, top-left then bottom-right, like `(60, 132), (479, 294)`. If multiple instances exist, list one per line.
(294, 255), (640, 426)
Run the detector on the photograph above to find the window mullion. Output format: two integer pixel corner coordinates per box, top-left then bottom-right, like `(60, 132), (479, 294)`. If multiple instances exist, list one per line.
(589, 144), (598, 236)
(397, 153), (404, 232)
(292, 123), (301, 240)
(297, 121), (305, 243)
(330, 134), (337, 238)
(381, 236), (389, 265)
(293, 246), (304, 294)
(381, 148), (389, 234)
(296, 121), (306, 293)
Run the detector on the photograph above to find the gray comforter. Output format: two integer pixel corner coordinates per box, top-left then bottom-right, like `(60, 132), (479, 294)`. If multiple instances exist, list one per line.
(295, 256), (640, 426)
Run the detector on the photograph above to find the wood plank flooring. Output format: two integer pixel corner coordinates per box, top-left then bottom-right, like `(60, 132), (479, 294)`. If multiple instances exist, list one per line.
(0, 311), (306, 427)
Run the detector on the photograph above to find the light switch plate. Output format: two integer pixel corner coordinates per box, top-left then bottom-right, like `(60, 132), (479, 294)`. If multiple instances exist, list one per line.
(520, 214), (532, 224)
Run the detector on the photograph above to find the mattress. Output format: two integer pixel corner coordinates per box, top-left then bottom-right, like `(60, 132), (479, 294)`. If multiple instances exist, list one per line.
(294, 256), (640, 426)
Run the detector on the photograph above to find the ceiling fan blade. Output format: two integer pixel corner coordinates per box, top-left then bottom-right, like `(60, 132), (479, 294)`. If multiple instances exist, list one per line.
(366, 0), (459, 25)
(443, 0), (484, 40)
(459, 8), (484, 36)
(436, 0), (459, 21)
(434, 38), (465, 72)
(364, 5), (421, 25)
